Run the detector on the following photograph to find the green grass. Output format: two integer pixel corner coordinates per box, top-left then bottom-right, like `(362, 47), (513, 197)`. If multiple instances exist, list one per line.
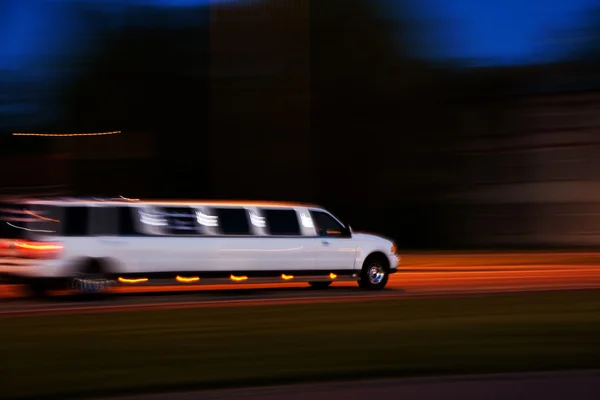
(3, 290), (600, 400)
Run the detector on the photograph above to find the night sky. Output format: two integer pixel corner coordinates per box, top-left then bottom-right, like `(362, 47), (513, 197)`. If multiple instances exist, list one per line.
(1, 0), (594, 126)
(1, 0), (597, 71)
(421, 0), (599, 63)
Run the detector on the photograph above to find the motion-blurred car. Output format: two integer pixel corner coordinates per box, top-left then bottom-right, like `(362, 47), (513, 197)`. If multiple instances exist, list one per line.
(0, 198), (400, 297)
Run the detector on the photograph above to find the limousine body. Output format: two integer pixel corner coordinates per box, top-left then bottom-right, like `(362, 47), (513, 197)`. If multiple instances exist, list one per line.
(0, 198), (400, 296)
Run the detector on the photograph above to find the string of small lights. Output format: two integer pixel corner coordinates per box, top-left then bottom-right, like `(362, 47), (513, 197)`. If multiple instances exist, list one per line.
(11, 130), (121, 137)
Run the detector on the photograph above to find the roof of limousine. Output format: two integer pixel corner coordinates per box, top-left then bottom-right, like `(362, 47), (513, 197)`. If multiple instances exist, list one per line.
(17, 197), (322, 209)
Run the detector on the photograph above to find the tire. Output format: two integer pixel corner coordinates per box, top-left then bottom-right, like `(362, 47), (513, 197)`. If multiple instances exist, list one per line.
(308, 281), (332, 289)
(358, 254), (389, 290)
(71, 259), (112, 300)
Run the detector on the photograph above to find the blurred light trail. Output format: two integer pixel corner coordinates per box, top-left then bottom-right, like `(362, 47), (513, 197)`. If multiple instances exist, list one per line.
(12, 130), (121, 137)
(2, 256), (600, 304)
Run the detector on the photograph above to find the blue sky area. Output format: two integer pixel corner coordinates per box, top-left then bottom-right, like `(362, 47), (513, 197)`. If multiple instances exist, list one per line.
(421, 0), (600, 64)
(0, 0), (598, 71)
(1, 0), (597, 129)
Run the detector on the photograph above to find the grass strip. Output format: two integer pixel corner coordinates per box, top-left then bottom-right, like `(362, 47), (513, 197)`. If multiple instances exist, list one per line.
(2, 290), (600, 400)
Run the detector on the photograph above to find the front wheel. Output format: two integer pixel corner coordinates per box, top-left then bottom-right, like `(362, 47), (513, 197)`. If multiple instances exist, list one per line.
(358, 255), (389, 290)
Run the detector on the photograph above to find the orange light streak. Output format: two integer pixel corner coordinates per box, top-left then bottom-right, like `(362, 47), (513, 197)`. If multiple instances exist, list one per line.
(12, 130), (121, 137)
(23, 209), (60, 223)
(176, 276), (200, 283)
(118, 277), (148, 284)
(14, 241), (63, 251)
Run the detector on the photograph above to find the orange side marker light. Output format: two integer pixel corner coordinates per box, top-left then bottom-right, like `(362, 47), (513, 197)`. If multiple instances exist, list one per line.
(176, 276), (200, 283)
(118, 277), (148, 284)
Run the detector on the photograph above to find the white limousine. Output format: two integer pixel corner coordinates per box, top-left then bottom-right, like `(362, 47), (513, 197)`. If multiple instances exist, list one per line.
(0, 198), (400, 297)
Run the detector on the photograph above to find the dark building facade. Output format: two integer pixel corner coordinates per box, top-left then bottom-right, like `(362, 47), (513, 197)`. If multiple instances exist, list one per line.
(446, 65), (600, 247)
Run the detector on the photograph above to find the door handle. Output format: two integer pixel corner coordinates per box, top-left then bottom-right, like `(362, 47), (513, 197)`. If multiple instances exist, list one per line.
(321, 241), (330, 246)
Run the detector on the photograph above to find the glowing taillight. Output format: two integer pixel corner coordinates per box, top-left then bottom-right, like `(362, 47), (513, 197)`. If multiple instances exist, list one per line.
(13, 240), (63, 259)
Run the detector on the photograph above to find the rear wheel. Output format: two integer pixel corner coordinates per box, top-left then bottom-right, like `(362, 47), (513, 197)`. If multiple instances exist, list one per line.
(308, 281), (332, 290)
(358, 254), (389, 290)
(71, 259), (112, 299)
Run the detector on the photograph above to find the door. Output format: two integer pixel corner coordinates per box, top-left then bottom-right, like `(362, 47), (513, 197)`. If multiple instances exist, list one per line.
(256, 208), (315, 271)
(88, 206), (138, 274)
(141, 206), (205, 273)
(309, 210), (357, 271)
(209, 206), (261, 272)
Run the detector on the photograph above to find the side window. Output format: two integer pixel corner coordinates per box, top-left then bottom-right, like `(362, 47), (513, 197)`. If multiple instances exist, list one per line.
(89, 207), (118, 236)
(118, 207), (140, 235)
(213, 207), (251, 235)
(309, 210), (350, 238)
(63, 207), (89, 236)
(263, 209), (301, 236)
(160, 207), (201, 235)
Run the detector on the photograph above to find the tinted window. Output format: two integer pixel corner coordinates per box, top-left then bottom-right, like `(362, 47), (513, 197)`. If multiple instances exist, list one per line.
(214, 207), (251, 235)
(89, 207), (140, 236)
(119, 207), (140, 235)
(263, 209), (301, 236)
(310, 210), (350, 238)
(63, 207), (89, 236)
(160, 207), (200, 235)
(89, 207), (117, 236)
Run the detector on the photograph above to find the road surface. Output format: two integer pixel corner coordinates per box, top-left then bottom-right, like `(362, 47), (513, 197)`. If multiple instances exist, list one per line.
(2, 253), (600, 315)
(96, 370), (600, 400)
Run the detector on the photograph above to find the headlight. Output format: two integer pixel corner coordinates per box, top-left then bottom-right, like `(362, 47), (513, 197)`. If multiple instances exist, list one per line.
(391, 243), (397, 254)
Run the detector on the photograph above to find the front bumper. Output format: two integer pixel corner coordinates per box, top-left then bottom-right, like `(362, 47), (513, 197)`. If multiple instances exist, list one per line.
(388, 254), (400, 274)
